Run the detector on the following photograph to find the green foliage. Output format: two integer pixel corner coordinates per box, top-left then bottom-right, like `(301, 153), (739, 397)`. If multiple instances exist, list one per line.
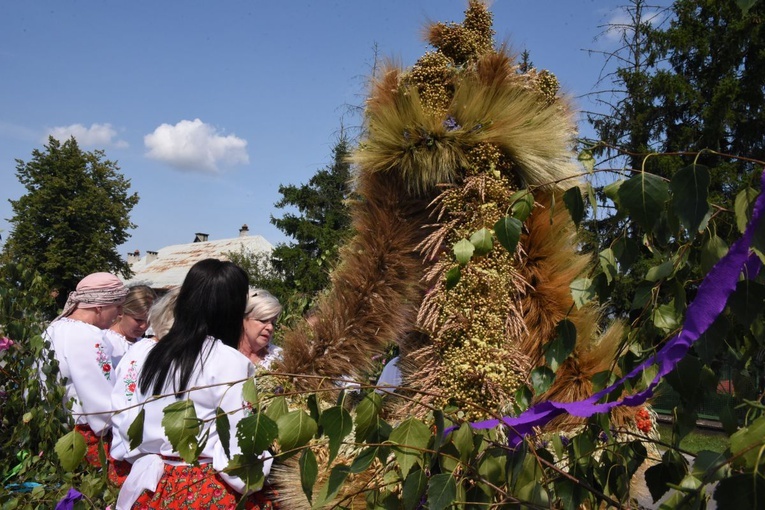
(268, 135), (354, 301)
(1, 265), (115, 508)
(161, 400), (202, 464)
(1, 137), (138, 303)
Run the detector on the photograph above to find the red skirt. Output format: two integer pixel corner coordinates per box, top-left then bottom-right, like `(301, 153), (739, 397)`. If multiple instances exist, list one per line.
(74, 424), (131, 486)
(132, 463), (278, 509)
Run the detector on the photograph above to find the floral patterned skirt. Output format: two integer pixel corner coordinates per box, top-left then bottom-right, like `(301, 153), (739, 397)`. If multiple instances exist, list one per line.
(73, 425), (131, 486)
(132, 463), (278, 509)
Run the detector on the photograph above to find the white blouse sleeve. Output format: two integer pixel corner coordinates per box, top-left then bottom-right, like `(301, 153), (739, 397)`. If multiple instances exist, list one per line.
(212, 361), (272, 494)
(67, 331), (117, 434)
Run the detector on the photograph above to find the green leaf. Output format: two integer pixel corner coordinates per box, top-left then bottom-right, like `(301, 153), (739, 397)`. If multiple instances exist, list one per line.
(514, 385), (532, 413)
(578, 149), (595, 174)
(692, 450), (729, 482)
(570, 278), (595, 309)
(476, 449), (505, 499)
(355, 392), (383, 442)
(531, 366), (555, 395)
(161, 400), (200, 464)
(735, 187), (759, 233)
(242, 377), (258, 406)
(563, 186), (585, 228)
(469, 227), (493, 256)
(545, 320), (576, 372)
(598, 248), (617, 284)
(603, 179), (625, 208)
(445, 266), (461, 290)
(299, 448), (318, 504)
(307, 393), (321, 424)
(389, 417), (431, 477)
(350, 446), (378, 474)
(54, 430), (86, 471)
(631, 283), (653, 310)
(728, 281), (765, 328)
(215, 407), (231, 459)
(402, 469), (428, 510)
(618, 172), (669, 230)
(509, 189), (535, 222)
(451, 422), (474, 464)
(453, 238), (474, 266)
(715, 473), (765, 507)
(237, 412), (278, 457)
(518, 481), (550, 508)
(312, 464), (351, 509)
(612, 236), (640, 270)
(729, 415), (765, 469)
(225, 454), (266, 492)
(427, 473), (457, 510)
(701, 234), (729, 274)
(670, 164), (710, 234)
(586, 182), (598, 219)
(319, 406), (353, 464)
(645, 260), (674, 282)
(494, 216), (522, 254)
(127, 408), (145, 451)
(645, 451), (688, 503)
(734, 186), (765, 261)
(265, 395), (289, 422)
(276, 410), (318, 459)
(652, 303), (680, 334)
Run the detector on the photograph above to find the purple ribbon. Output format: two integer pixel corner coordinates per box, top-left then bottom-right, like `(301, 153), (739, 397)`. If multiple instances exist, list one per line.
(55, 488), (83, 510)
(462, 171), (765, 446)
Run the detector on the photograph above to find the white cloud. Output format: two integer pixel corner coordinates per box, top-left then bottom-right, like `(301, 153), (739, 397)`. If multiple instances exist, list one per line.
(44, 123), (128, 148)
(601, 8), (667, 44)
(144, 118), (249, 173)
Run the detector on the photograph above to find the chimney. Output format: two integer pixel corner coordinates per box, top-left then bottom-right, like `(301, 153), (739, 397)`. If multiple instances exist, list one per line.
(146, 250), (158, 264)
(127, 249), (141, 264)
(239, 224), (249, 237)
(194, 232), (209, 243)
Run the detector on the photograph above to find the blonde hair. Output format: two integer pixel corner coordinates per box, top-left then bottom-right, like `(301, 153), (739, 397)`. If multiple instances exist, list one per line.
(244, 288), (282, 321)
(122, 285), (157, 317)
(148, 287), (179, 340)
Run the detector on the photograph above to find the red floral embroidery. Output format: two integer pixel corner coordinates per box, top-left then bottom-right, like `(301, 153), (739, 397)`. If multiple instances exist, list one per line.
(95, 342), (111, 381)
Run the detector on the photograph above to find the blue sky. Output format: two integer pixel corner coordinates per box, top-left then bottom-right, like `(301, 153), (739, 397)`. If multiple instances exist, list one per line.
(0, 1), (654, 256)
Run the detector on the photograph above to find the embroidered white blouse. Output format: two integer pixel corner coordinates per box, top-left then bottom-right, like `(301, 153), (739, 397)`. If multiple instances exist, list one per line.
(43, 318), (115, 435)
(111, 336), (269, 505)
(257, 344), (283, 370)
(103, 328), (131, 368)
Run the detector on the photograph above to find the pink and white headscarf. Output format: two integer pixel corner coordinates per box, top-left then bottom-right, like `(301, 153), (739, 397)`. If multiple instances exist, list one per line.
(55, 272), (129, 321)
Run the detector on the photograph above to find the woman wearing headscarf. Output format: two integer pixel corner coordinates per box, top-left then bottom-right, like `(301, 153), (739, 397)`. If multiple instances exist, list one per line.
(43, 271), (129, 467)
(111, 259), (275, 509)
(239, 288), (283, 369)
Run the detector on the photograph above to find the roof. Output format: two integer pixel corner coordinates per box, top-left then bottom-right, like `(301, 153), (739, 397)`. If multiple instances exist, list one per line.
(122, 235), (273, 289)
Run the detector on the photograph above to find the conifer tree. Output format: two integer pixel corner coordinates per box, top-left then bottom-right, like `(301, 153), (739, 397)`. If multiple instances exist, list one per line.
(267, 135), (354, 301)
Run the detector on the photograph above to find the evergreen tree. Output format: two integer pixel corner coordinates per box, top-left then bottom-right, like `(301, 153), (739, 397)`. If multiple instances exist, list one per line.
(592, 0), (764, 209)
(268, 135), (354, 301)
(587, 0), (765, 316)
(2, 136), (139, 302)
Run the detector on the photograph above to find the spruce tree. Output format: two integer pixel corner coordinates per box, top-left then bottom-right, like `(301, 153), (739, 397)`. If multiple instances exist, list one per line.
(268, 135), (354, 301)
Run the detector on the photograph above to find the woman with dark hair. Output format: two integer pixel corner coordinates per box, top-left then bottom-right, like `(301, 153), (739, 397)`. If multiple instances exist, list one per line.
(111, 259), (275, 509)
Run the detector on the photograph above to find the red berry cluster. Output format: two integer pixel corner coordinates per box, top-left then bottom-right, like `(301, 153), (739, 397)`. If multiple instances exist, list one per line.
(635, 407), (652, 433)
